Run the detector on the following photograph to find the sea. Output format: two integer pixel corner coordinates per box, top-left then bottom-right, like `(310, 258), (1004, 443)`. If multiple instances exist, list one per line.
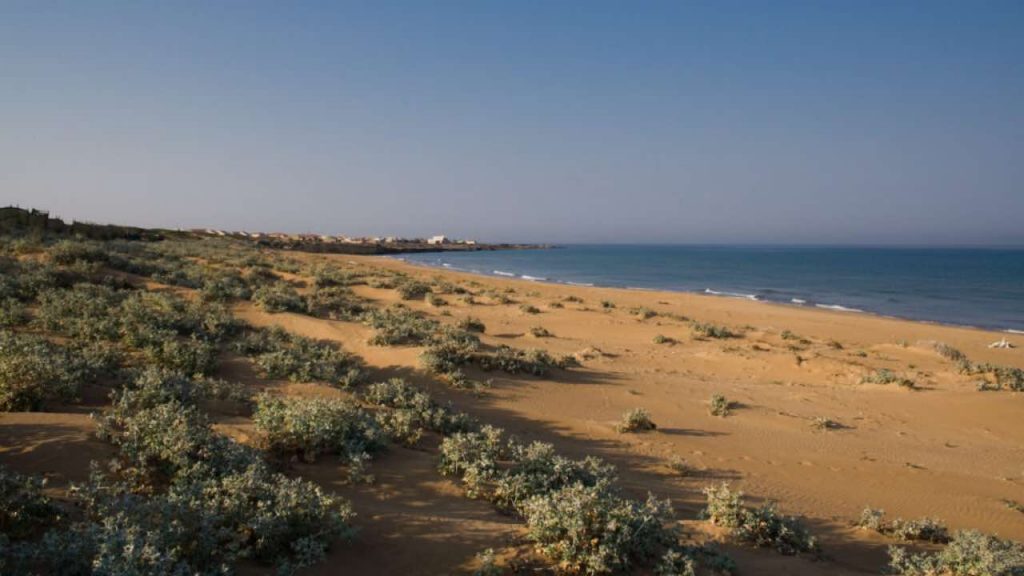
(395, 245), (1024, 333)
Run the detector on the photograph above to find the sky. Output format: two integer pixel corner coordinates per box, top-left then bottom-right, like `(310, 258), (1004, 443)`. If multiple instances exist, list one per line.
(1, 1), (1022, 245)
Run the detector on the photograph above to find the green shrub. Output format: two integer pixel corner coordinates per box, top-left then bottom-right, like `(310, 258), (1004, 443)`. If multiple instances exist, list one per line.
(477, 346), (559, 376)
(0, 330), (86, 410)
(529, 326), (552, 338)
(702, 483), (818, 556)
(0, 298), (28, 326)
(492, 441), (616, 515)
(857, 507), (949, 543)
(458, 316), (486, 333)
(600, 300), (615, 309)
(630, 307), (657, 320)
(254, 394), (386, 478)
(235, 327), (362, 387)
(47, 240), (108, 265)
(142, 336), (218, 377)
(653, 334), (675, 345)
(396, 279), (431, 300)
(304, 285), (367, 320)
(691, 322), (741, 339)
(523, 483), (675, 575)
(362, 379), (472, 445)
(0, 464), (61, 540)
(888, 530), (1024, 576)
(520, 304), (541, 314)
(438, 426), (507, 499)
(932, 342), (967, 363)
(34, 284), (122, 341)
(365, 305), (438, 346)
(617, 408), (657, 433)
(565, 295), (584, 303)
(861, 368), (916, 389)
(251, 282), (304, 313)
(709, 394), (733, 417)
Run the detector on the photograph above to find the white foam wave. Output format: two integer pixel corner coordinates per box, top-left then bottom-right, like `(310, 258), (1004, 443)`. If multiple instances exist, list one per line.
(791, 298), (807, 304)
(566, 281), (594, 287)
(493, 270), (516, 277)
(521, 275), (547, 281)
(1006, 329), (1024, 335)
(705, 288), (759, 301)
(815, 303), (863, 313)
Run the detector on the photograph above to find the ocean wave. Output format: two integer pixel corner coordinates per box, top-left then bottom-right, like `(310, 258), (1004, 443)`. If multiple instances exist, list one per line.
(705, 288), (759, 301)
(791, 298), (807, 305)
(566, 281), (594, 287)
(1006, 329), (1024, 335)
(442, 263), (452, 268)
(492, 270), (516, 277)
(815, 303), (863, 313)
(521, 275), (547, 281)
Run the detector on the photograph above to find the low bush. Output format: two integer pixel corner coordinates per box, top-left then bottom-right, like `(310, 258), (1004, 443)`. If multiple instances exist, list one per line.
(251, 282), (305, 313)
(0, 464), (61, 540)
(888, 530), (1024, 576)
(254, 394), (386, 480)
(932, 342), (967, 363)
(458, 316), (486, 333)
(396, 279), (431, 300)
(630, 306), (657, 320)
(0, 298), (28, 326)
(477, 346), (560, 376)
(523, 483), (675, 575)
(493, 441), (616, 515)
(520, 304), (541, 315)
(960, 361), (1024, 392)
(305, 285), (367, 320)
(365, 305), (439, 346)
(616, 408), (657, 433)
(235, 326), (362, 387)
(47, 240), (108, 265)
(709, 394), (733, 417)
(530, 326), (552, 338)
(857, 508), (949, 543)
(0, 329), (102, 411)
(691, 322), (741, 339)
(653, 334), (676, 345)
(702, 483), (818, 556)
(142, 336), (218, 377)
(362, 379), (473, 445)
(861, 368), (916, 388)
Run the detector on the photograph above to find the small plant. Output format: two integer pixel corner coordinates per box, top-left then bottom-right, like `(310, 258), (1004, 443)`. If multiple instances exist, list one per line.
(396, 279), (431, 300)
(691, 322), (741, 339)
(428, 294), (447, 307)
(473, 548), (502, 576)
(254, 394), (386, 479)
(520, 303), (541, 314)
(522, 484), (676, 575)
(653, 334), (676, 345)
(364, 305), (439, 346)
(617, 408), (657, 433)
(858, 507), (949, 543)
(630, 306), (657, 320)
(235, 326), (362, 386)
(709, 394), (733, 417)
(810, 417), (839, 431)
(667, 455), (692, 477)
(251, 281), (304, 313)
(564, 295), (584, 303)
(458, 316), (486, 333)
(702, 483), (818, 556)
(861, 368), (916, 389)
(600, 300), (616, 309)
(548, 301), (564, 309)
(932, 342), (967, 363)
(530, 326), (553, 338)
(888, 530), (1024, 576)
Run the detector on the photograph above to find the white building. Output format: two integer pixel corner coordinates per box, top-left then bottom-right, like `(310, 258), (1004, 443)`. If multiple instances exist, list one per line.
(427, 235), (448, 245)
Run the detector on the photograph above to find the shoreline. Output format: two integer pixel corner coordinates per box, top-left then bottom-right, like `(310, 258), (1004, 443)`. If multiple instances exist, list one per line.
(386, 255), (1022, 336)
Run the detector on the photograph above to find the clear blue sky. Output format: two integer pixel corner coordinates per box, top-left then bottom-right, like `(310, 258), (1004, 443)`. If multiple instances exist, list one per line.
(2, 1), (1022, 244)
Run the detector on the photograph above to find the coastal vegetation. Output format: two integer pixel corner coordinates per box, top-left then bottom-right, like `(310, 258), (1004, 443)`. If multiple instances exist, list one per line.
(1, 216), (1021, 575)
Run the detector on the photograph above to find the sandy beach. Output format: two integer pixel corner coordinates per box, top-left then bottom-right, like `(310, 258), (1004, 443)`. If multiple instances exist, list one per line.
(3, 248), (1022, 575)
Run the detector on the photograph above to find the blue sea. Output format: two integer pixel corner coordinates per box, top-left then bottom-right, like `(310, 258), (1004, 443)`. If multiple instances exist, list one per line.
(396, 245), (1024, 332)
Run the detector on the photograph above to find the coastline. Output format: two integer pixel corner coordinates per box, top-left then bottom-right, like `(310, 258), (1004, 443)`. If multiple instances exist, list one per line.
(386, 254), (1022, 336)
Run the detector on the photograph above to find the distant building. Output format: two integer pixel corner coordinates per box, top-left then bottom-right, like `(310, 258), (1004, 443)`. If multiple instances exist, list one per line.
(427, 235), (448, 245)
